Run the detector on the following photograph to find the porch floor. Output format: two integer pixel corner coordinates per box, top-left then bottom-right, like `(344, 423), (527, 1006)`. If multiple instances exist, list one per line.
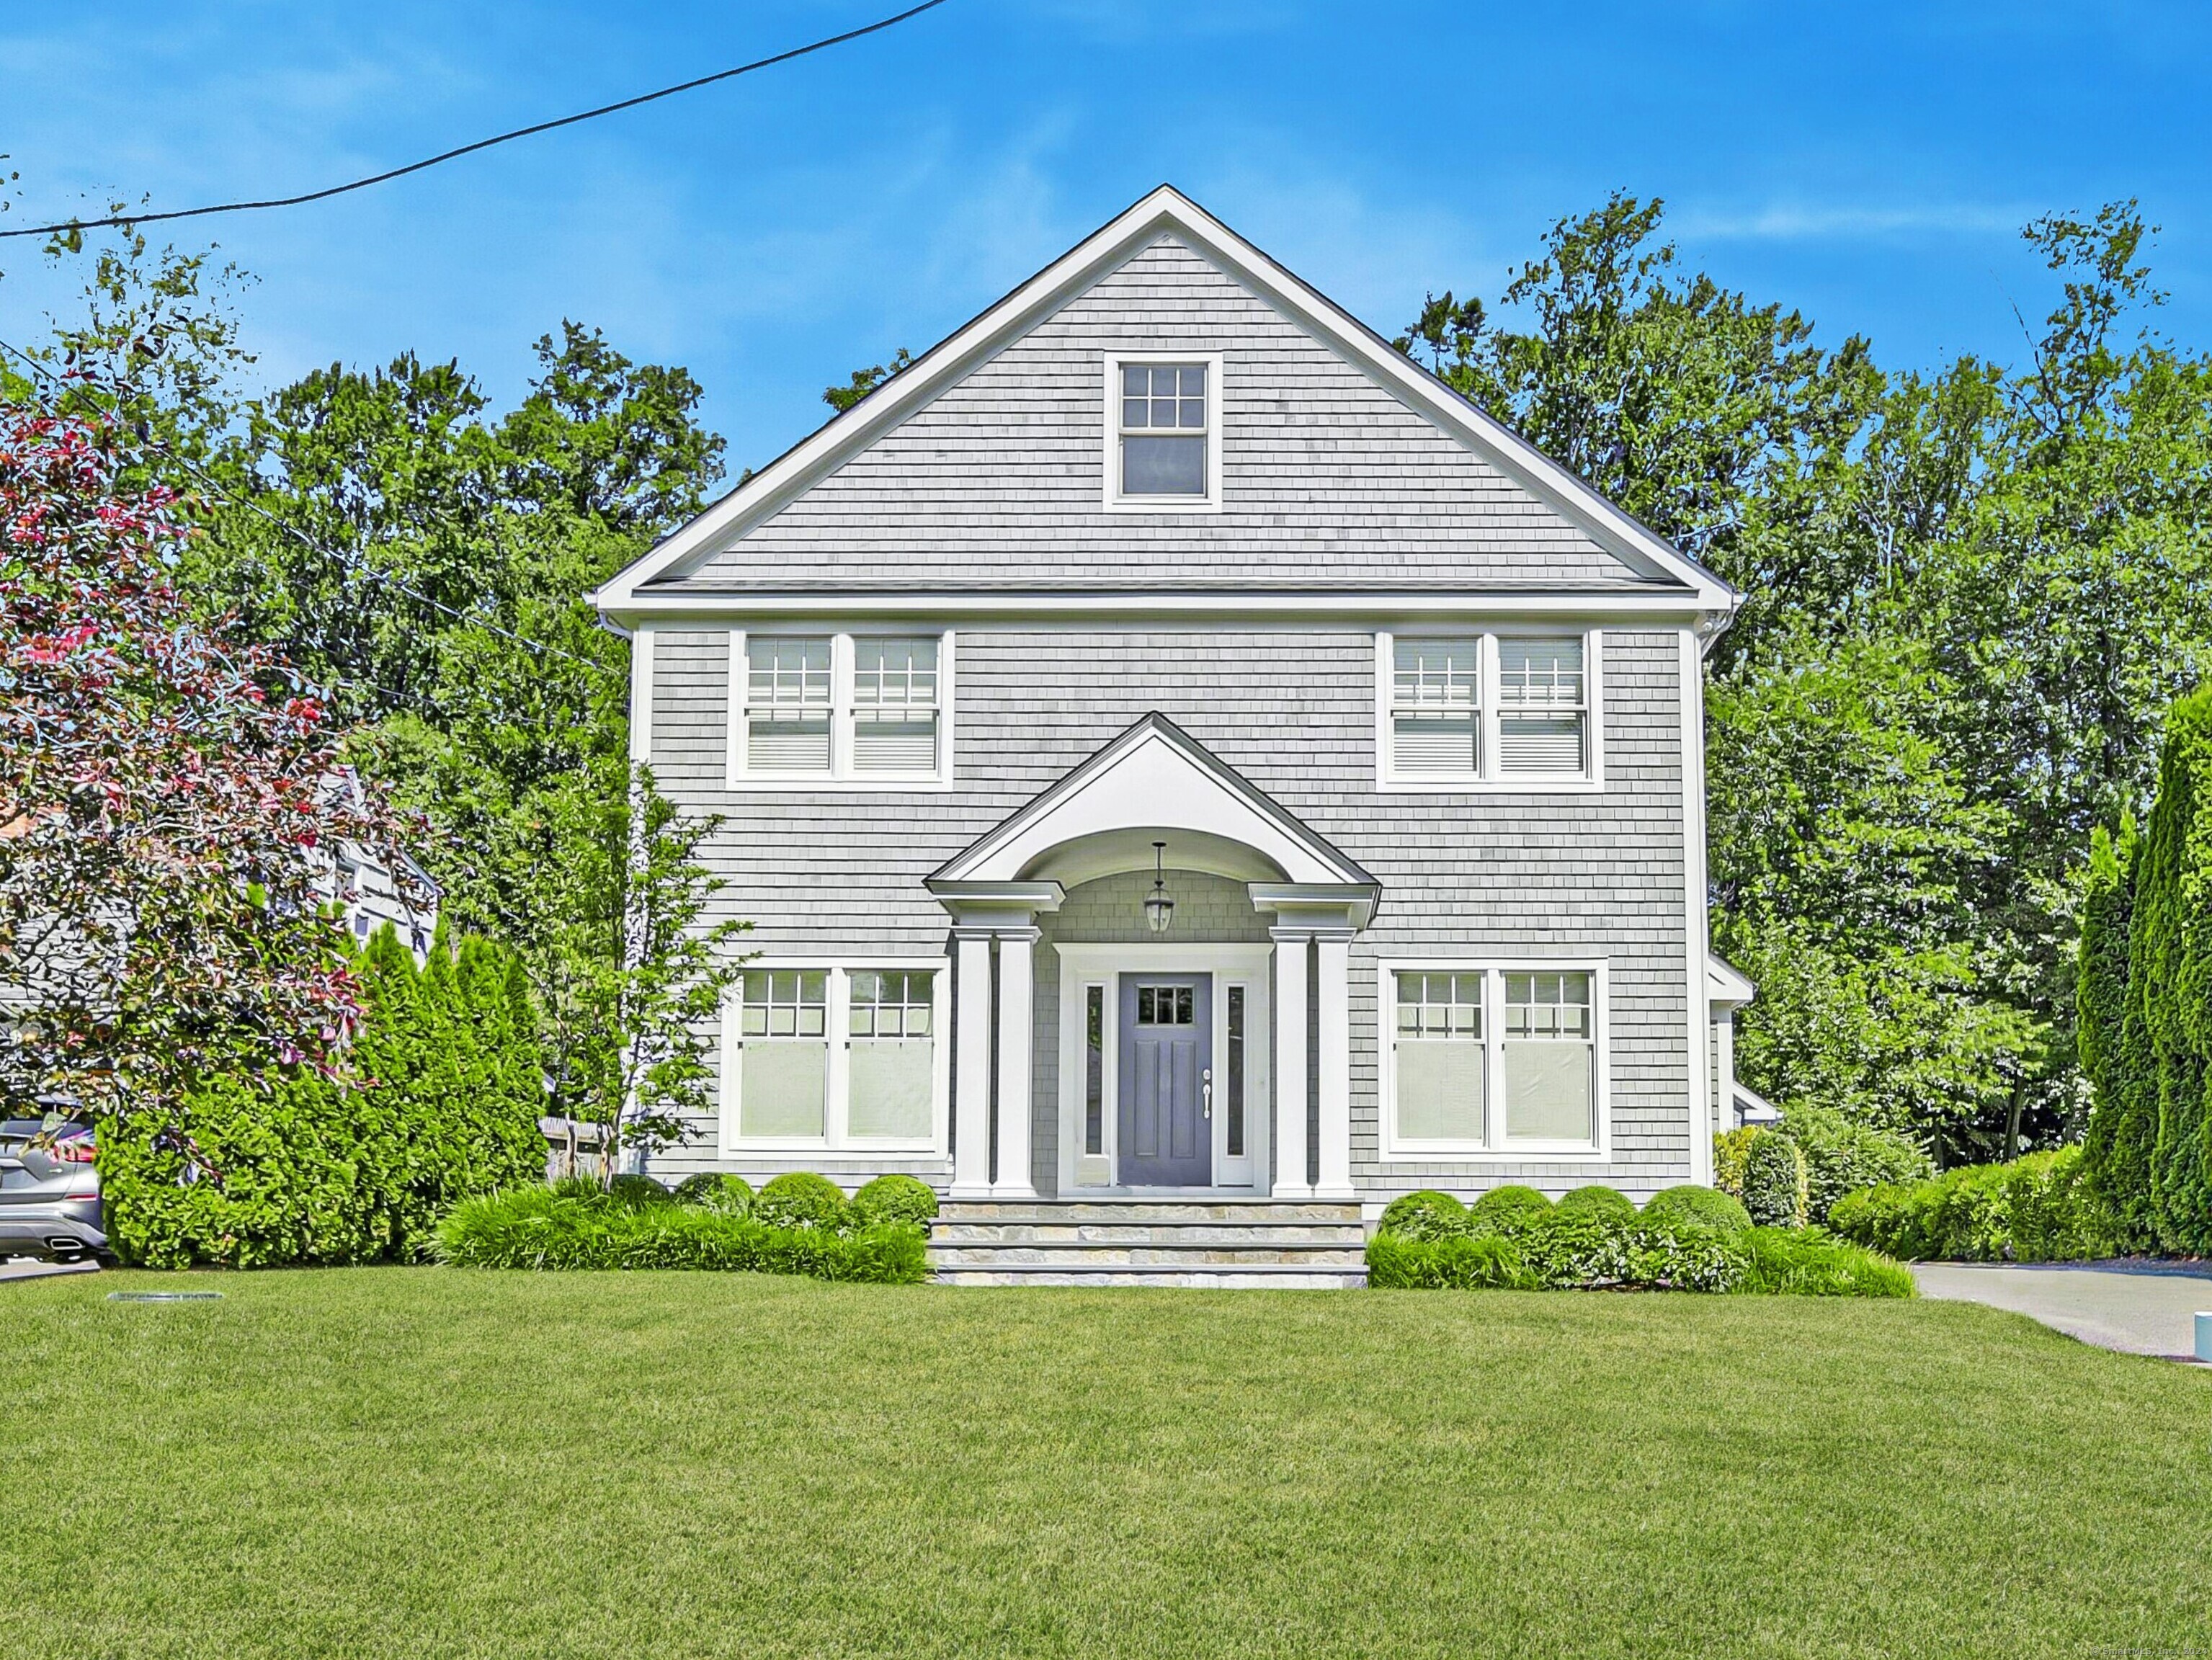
(930, 1199), (1368, 1288)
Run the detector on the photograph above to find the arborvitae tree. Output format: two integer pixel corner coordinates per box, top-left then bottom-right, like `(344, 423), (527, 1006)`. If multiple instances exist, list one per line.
(2077, 816), (2157, 1247)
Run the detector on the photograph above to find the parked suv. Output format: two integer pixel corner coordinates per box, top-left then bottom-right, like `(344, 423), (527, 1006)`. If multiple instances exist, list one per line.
(0, 1116), (108, 1264)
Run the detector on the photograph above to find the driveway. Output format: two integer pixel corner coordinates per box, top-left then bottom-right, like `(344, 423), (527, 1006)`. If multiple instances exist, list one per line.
(1912, 1259), (2212, 1362)
(0, 1258), (101, 1284)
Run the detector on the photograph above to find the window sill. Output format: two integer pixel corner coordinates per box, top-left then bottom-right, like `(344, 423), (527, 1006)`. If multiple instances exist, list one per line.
(1376, 775), (1604, 794)
(718, 1141), (946, 1159)
(1105, 494), (1222, 514)
(725, 773), (955, 793)
(1377, 1143), (1610, 1163)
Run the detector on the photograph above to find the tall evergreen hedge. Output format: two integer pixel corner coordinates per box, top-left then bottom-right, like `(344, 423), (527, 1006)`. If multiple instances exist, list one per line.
(2079, 688), (2212, 1254)
(99, 923), (548, 1267)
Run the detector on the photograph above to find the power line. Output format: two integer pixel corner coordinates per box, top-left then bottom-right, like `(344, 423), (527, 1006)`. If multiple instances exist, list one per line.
(0, 0), (949, 241)
(0, 333), (620, 683)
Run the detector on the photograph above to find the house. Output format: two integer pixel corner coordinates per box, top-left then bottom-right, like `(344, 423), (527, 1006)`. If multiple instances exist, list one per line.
(591, 187), (1749, 1284)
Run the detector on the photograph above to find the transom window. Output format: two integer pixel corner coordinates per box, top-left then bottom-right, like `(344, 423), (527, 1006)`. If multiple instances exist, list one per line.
(1380, 632), (1596, 784)
(728, 965), (945, 1151)
(1111, 357), (1218, 504)
(733, 631), (949, 783)
(1385, 965), (1602, 1154)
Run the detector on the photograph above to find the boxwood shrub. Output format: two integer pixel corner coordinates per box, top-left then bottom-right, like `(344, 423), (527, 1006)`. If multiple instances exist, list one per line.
(1641, 1184), (1752, 1236)
(852, 1174), (939, 1229)
(1555, 1184), (1636, 1223)
(1467, 1184), (1553, 1230)
(435, 1184), (926, 1283)
(1378, 1190), (1469, 1241)
(672, 1172), (755, 1216)
(754, 1171), (851, 1231)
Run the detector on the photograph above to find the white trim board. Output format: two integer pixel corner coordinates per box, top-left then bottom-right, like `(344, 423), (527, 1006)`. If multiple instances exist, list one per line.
(591, 186), (1740, 617)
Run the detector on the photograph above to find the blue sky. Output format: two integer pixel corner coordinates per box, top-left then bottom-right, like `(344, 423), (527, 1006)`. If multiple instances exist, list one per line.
(4, 1), (2208, 474)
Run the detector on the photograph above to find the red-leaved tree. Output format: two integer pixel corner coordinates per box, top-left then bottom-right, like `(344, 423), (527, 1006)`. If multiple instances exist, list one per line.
(0, 400), (414, 1125)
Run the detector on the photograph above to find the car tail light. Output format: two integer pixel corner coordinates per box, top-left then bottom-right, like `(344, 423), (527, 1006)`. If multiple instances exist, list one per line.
(53, 1138), (95, 1164)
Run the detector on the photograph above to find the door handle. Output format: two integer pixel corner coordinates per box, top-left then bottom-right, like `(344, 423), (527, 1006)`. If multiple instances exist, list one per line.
(1202, 1067), (1213, 1118)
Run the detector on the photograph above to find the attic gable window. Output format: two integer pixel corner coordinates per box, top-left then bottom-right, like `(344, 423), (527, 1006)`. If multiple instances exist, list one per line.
(1107, 354), (1223, 509)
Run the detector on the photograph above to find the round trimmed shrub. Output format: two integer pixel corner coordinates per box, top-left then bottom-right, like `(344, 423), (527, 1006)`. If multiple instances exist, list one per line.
(852, 1174), (939, 1229)
(754, 1172), (850, 1231)
(1378, 1190), (1468, 1241)
(1641, 1184), (1752, 1236)
(672, 1173), (755, 1216)
(607, 1174), (674, 1210)
(1467, 1184), (1554, 1232)
(1741, 1130), (1810, 1228)
(1555, 1184), (1636, 1223)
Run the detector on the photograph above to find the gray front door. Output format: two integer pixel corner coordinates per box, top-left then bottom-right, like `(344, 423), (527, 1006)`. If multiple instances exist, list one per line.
(1118, 975), (1212, 1187)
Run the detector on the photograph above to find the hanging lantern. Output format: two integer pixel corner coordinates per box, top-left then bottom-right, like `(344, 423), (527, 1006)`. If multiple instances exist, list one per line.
(1143, 840), (1175, 934)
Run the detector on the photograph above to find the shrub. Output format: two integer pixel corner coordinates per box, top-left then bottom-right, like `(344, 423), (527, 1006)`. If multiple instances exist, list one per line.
(1378, 1190), (1468, 1241)
(607, 1174), (673, 1209)
(672, 1173), (754, 1216)
(1713, 1128), (1758, 1203)
(754, 1172), (849, 1231)
(434, 1185), (926, 1283)
(1367, 1230), (1533, 1290)
(1555, 1184), (1635, 1223)
(1829, 1146), (2114, 1262)
(1370, 1213), (1744, 1293)
(1775, 1107), (1932, 1224)
(1740, 1130), (1809, 1228)
(97, 924), (548, 1269)
(1641, 1184), (1752, 1236)
(1737, 1226), (1917, 1298)
(852, 1174), (939, 1229)
(1466, 1184), (1553, 1231)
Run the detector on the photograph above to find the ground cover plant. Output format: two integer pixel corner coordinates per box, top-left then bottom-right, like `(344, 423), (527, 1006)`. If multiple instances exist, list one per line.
(4, 1269), (2206, 1659)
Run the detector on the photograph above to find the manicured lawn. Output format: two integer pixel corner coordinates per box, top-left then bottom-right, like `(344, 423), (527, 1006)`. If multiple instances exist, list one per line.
(5, 1270), (2207, 1658)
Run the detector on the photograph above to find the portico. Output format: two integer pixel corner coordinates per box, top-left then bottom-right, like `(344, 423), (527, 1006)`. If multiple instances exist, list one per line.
(928, 715), (1378, 1202)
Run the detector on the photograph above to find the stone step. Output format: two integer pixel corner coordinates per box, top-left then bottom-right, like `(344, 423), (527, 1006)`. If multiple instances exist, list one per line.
(935, 1264), (1369, 1290)
(930, 1243), (1370, 1268)
(931, 1221), (1368, 1247)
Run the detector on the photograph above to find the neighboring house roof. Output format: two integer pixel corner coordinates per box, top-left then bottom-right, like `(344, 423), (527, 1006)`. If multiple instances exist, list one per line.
(593, 184), (1740, 619)
(1731, 1079), (1783, 1125)
(930, 712), (1379, 921)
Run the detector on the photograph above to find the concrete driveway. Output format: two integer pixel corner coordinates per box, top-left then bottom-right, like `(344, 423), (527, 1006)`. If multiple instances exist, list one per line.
(1912, 1259), (2212, 1362)
(0, 1257), (101, 1284)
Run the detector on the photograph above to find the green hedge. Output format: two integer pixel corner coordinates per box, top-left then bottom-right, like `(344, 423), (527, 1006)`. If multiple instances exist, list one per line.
(2077, 691), (2212, 1254)
(1365, 1188), (1911, 1297)
(98, 925), (548, 1268)
(1829, 1146), (2115, 1262)
(435, 1184), (927, 1282)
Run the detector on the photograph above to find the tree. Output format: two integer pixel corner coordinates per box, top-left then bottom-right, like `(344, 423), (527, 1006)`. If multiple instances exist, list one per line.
(0, 400), (414, 1128)
(824, 347), (914, 413)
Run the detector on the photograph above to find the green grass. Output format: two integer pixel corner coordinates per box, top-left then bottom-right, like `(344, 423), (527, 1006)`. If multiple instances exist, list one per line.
(4, 1269), (2208, 1659)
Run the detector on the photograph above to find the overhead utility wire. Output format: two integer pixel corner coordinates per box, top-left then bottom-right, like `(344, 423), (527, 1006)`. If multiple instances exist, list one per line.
(0, 333), (617, 682)
(0, 0), (949, 240)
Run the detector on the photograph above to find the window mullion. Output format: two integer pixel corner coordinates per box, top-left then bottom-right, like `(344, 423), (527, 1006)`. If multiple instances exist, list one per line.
(1481, 635), (1500, 782)
(826, 968), (851, 1149)
(1485, 969), (1504, 1151)
(831, 633), (854, 779)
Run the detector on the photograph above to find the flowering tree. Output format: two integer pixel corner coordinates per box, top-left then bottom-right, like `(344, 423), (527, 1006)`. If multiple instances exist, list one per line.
(0, 400), (414, 1125)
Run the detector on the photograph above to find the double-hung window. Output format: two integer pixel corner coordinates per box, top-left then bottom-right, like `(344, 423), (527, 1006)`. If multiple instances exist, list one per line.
(726, 965), (947, 1152)
(732, 631), (950, 784)
(1383, 964), (1604, 1156)
(1378, 631), (1597, 785)
(1108, 355), (1221, 507)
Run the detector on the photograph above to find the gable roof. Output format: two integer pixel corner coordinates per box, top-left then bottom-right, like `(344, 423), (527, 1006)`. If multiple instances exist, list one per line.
(592, 185), (1738, 616)
(929, 713), (1378, 900)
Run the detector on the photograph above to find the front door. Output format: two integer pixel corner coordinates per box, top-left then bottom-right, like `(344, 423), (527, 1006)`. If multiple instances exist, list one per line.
(1118, 975), (1212, 1186)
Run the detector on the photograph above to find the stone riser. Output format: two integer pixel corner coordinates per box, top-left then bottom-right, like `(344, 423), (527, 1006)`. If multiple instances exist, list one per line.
(932, 1223), (1367, 1247)
(932, 1245), (1368, 1268)
(937, 1267), (1368, 1289)
(937, 1202), (1364, 1226)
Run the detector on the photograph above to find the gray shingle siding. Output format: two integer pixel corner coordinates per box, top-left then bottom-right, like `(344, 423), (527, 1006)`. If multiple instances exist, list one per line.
(641, 626), (1694, 1198)
(668, 236), (1666, 594)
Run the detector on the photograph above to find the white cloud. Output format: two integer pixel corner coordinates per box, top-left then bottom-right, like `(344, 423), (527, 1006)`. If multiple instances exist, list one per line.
(1673, 201), (2032, 242)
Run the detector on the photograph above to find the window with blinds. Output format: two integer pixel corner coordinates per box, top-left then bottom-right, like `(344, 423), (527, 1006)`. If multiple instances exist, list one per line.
(735, 632), (947, 782)
(736, 970), (829, 1138)
(852, 637), (940, 773)
(1383, 963), (1603, 1154)
(1380, 632), (1595, 784)
(847, 969), (934, 1138)
(726, 965), (946, 1151)
(744, 637), (832, 774)
(1392, 970), (1486, 1143)
(1390, 638), (1480, 775)
(1498, 636), (1587, 774)
(1504, 970), (1595, 1143)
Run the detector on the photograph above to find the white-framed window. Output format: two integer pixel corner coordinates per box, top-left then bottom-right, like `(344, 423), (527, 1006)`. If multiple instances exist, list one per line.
(1379, 961), (1607, 1158)
(723, 963), (950, 1154)
(1375, 630), (1601, 788)
(728, 630), (953, 787)
(1105, 352), (1223, 510)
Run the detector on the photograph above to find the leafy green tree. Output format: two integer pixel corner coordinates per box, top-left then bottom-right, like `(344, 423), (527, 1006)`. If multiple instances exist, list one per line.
(824, 347), (914, 413)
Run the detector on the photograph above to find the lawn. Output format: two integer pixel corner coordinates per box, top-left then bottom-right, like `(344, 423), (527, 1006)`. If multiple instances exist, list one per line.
(4, 1270), (2207, 1659)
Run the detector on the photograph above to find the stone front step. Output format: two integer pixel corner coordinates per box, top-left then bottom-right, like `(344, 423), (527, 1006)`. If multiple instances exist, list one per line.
(928, 1199), (1369, 1288)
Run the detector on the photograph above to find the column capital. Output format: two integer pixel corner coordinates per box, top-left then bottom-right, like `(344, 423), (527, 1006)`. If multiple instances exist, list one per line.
(927, 878), (1064, 934)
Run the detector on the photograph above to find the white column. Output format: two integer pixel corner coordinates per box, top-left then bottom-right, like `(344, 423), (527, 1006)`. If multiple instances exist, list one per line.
(1314, 931), (1354, 1199)
(1271, 929), (1311, 1199)
(951, 929), (994, 1198)
(993, 927), (1038, 1199)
